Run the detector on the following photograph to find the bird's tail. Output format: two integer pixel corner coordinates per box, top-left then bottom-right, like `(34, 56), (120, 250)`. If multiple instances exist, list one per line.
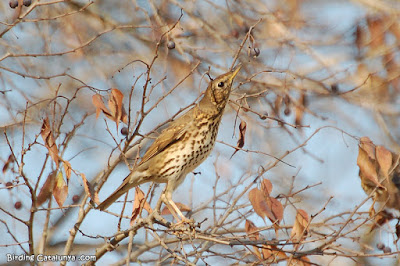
(97, 172), (142, 211)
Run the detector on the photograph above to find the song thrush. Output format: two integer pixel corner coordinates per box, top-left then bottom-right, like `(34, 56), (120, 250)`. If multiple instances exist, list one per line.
(97, 66), (241, 221)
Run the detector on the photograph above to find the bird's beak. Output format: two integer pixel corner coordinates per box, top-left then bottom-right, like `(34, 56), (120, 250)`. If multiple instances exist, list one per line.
(229, 65), (241, 82)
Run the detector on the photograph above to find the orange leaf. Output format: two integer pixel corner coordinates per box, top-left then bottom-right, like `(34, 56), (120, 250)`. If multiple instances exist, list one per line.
(92, 94), (114, 121)
(53, 172), (68, 207)
(249, 188), (267, 220)
(131, 187), (153, 225)
(261, 179), (273, 197)
(367, 16), (385, 49)
(108, 89), (127, 130)
(63, 160), (72, 183)
(245, 219), (259, 241)
(36, 171), (57, 206)
(161, 202), (191, 215)
(2, 154), (14, 174)
(360, 137), (376, 160)
(357, 145), (381, 188)
(376, 145), (392, 178)
(40, 118), (60, 167)
(266, 197), (284, 224)
(290, 209), (310, 242)
(81, 173), (99, 205)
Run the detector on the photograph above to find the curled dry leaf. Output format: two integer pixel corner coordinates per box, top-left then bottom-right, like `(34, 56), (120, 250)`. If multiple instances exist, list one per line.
(40, 118), (60, 167)
(2, 154), (15, 174)
(63, 160), (72, 183)
(92, 89), (128, 131)
(248, 187), (283, 225)
(161, 202), (191, 215)
(376, 145), (392, 178)
(290, 209), (310, 242)
(230, 120), (247, 158)
(360, 136), (376, 160)
(357, 140), (381, 188)
(367, 16), (385, 50)
(261, 245), (287, 263)
(295, 92), (305, 126)
(81, 173), (99, 205)
(131, 187), (153, 225)
(36, 171), (57, 207)
(261, 179), (273, 197)
(288, 256), (312, 266)
(245, 219), (259, 241)
(53, 172), (68, 207)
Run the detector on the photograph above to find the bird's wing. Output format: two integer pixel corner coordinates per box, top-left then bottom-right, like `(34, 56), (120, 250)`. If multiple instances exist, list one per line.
(139, 112), (192, 165)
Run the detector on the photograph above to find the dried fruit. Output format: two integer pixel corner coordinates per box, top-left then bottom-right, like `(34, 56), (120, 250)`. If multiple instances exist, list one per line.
(23, 0), (31, 6)
(14, 201), (22, 210)
(383, 246), (392, 253)
(250, 47), (260, 58)
(72, 195), (80, 203)
(121, 127), (129, 136)
(6, 182), (13, 189)
(9, 0), (18, 8)
(376, 242), (385, 250)
(167, 41), (175, 49)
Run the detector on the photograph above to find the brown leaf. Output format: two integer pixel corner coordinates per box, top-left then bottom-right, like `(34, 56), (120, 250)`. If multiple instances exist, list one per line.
(367, 16), (385, 49)
(370, 210), (394, 232)
(36, 171), (57, 207)
(161, 202), (190, 215)
(230, 120), (247, 158)
(295, 93), (305, 126)
(249, 188), (267, 220)
(289, 256), (312, 266)
(2, 154), (15, 174)
(355, 25), (365, 52)
(40, 118), (60, 167)
(261, 245), (287, 263)
(81, 173), (99, 205)
(360, 137), (376, 160)
(63, 160), (72, 183)
(108, 89), (128, 130)
(130, 187), (153, 225)
(291, 209), (310, 242)
(245, 219), (259, 241)
(92, 94), (113, 120)
(261, 179), (273, 197)
(266, 197), (284, 224)
(357, 144), (381, 188)
(53, 172), (68, 207)
(376, 145), (392, 178)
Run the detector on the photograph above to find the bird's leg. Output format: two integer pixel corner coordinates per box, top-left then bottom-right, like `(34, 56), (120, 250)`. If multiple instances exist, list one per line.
(162, 185), (194, 225)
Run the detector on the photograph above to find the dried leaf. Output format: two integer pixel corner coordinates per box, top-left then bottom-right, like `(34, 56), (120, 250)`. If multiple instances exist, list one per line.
(36, 171), (57, 206)
(92, 94), (113, 120)
(367, 16), (385, 49)
(376, 145), (392, 178)
(81, 173), (99, 205)
(291, 209), (310, 242)
(357, 144), (381, 188)
(230, 120), (247, 158)
(161, 202), (190, 215)
(92, 90), (128, 130)
(40, 118), (60, 167)
(248, 188), (267, 220)
(289, 257), (312, 266)
(2, 154), (14, 174)
(266, 197), (284, 224)
(360, 137), (376, 160)
(355, 25), (365, 52)
(295, 93), (305, 126)
(370, 210), (394, 232)
(261, 245), (287, 263)
(245, 219), (259, 241)
(261, 179), (273, 197)
(53, 172), (68, 207)
(63, 160), (72, 183)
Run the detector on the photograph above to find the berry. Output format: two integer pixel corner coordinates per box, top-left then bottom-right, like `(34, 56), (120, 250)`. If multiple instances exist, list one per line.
(5, 182), (13, 189)
(9, 0), (18, 8)
(376, 242), (385, 250)
(284, 108), (291, 116)
(72, 195), (80, 203)
(383, 246), (391, 253)
(167, 41), (175, 49)
(23, 0), (31, 7)
(14, 201), (22, 210)
(250, 47), (260, 58)
(121, 127), (129, 136)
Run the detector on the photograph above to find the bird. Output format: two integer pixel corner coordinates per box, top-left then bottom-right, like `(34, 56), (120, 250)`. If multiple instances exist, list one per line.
(97, 66), (241, 222)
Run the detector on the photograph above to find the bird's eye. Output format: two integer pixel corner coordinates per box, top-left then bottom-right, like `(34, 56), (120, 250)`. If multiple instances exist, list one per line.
(217, 82), (224, 87)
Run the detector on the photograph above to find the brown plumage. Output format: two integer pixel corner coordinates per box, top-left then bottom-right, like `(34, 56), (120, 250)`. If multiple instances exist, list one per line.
(97, 67), (241, 220)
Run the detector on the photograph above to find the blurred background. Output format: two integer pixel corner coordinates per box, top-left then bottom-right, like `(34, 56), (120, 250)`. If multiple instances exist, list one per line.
(1, 0), (400, 265)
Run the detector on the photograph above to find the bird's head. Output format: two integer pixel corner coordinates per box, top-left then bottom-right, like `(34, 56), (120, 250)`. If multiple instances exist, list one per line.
(200, 66), (241, 112)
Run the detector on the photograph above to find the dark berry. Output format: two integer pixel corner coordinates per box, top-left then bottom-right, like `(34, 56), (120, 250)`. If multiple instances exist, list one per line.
(121, 127), (129, 136)
(9, 0), (18, 8)
(167, 41), (175, 49)
(23, 0), (31, 7)
(383, 246), (391, 253)
(376, 242), (385, 250)
(250, 47), (260, 58)
(14, 201), (22, 210)
(5, 182), (13, 189)
(72, 195), (80, 203)
(284, 108), (291, 116)
(259, 114), (268, 120)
